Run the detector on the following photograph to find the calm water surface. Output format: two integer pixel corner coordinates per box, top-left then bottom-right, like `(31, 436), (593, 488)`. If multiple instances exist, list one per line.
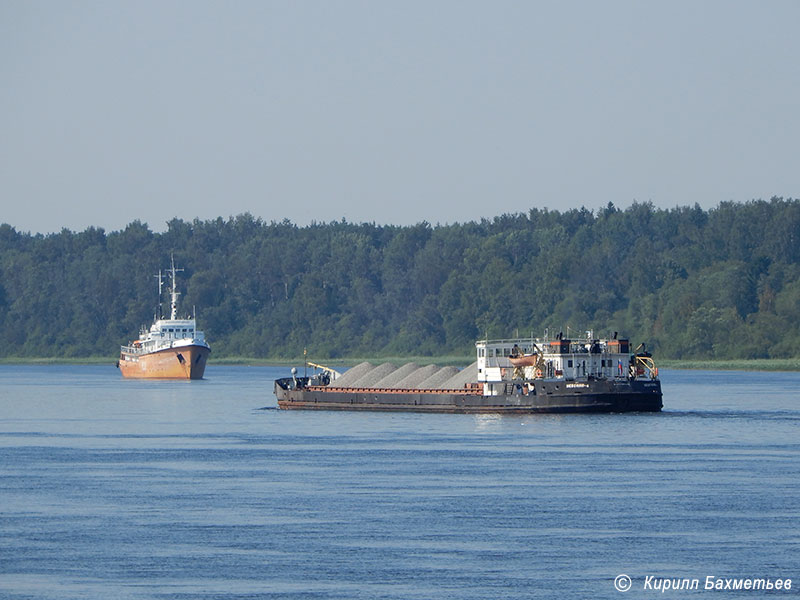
(0, 365), (798, 599)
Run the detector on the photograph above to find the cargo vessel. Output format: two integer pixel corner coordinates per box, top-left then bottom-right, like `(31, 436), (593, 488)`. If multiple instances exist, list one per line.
(275, 333), (662, 413)
(117, 256), (210, 379)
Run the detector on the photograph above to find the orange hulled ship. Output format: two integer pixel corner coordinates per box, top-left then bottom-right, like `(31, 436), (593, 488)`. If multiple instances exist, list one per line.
(117, 256), (210, 379)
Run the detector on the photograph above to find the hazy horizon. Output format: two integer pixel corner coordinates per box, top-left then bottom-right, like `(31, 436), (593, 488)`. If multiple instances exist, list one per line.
(3, 0), (799, 235)
(2, 197), (794, 237)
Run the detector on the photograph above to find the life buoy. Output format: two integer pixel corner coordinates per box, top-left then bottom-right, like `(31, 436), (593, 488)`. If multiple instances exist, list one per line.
(534, 368), (543, 378)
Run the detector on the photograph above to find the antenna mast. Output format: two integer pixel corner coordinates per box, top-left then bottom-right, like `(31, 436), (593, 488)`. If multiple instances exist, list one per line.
(168, 254), (184, 320)
(154, 269), (164, 319)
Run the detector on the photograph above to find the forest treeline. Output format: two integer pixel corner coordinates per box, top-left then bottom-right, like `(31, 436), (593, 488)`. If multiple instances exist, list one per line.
(1, 198), (799, 360)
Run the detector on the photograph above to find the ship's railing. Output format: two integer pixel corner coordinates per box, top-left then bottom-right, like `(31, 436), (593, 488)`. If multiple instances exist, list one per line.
(477, 338), (539, 346)
(478, 336), (613, 347)
(483, 350), (630, 369)
(121, 335), (209, 355)
(479, 340), (630, 356)
(305, 383), (483, 395)
(120, 341), (173, 355)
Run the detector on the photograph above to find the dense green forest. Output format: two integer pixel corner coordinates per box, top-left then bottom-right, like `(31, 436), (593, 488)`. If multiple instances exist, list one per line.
(1, 198), (799, 360)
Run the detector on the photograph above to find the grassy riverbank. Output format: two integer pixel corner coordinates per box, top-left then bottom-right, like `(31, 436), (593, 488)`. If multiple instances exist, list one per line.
(167, 355), (473, 367)
(0, 356), (118, 365)
(656, 358), (800, 371)
(3, 355), (800, 371)
(0, 355), (472, 367)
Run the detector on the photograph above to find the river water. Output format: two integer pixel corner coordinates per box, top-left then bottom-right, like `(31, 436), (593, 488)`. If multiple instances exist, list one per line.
(0, 365), (797, 599)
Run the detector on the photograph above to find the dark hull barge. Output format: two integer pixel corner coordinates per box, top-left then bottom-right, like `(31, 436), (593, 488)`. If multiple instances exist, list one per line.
(275, 377), (662, 413)
(275, 334), (663, 414)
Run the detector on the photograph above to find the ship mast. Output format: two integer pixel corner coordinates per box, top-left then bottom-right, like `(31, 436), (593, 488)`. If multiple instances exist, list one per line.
(154, 269), (164, 319)
(168, 254), (184, 320)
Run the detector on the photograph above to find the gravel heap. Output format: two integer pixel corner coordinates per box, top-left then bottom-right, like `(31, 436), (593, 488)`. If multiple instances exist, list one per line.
(393, 364), (440, 389)
(375, 362), (419, 388)
(417, 366), (460, 389)
(437, 361), (478, 389)
(351, 362), (397, 388)
(328, 362), (374, 388)
(329, 360), (477, 390)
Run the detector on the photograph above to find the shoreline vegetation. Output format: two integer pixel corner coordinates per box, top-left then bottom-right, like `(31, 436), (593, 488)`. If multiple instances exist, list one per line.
(4, 200), (800, 363)
(3, 356), (800, 371)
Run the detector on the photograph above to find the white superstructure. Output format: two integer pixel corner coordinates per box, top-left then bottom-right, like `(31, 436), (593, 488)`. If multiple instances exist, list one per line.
(120, 256), (209, 358)
(476, 332), (657, 396)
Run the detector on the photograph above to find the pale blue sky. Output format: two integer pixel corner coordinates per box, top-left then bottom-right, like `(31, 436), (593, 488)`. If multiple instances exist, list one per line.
(2, 0), (798, 234)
